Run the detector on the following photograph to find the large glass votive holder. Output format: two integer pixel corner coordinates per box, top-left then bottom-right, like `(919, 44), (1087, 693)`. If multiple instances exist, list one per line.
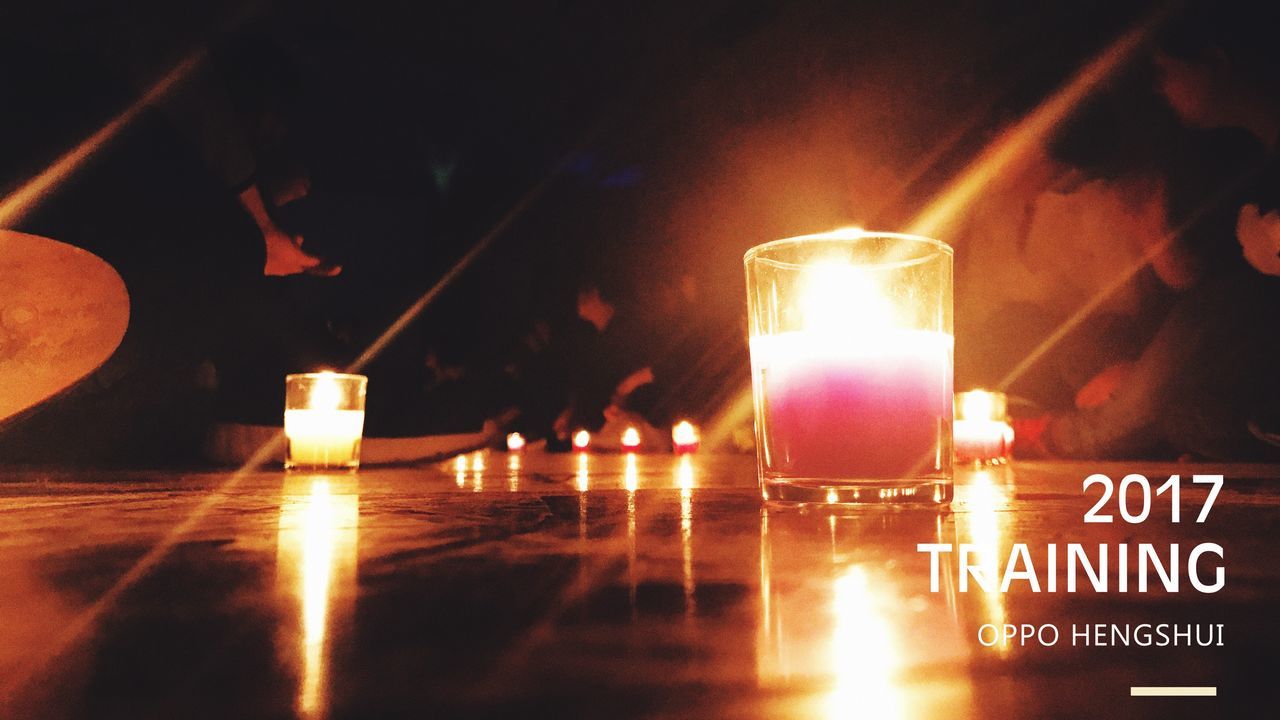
(744, 229), (954, 505)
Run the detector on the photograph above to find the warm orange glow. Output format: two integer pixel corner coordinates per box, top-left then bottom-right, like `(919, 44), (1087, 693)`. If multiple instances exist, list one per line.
(572, 429), (591, 450)
(505, 432), (526, 452)
(621, 427), (641, 449)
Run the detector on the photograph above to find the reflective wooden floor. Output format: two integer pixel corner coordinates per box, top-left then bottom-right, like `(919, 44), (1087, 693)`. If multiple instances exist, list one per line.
(1, 454), (1277, 718)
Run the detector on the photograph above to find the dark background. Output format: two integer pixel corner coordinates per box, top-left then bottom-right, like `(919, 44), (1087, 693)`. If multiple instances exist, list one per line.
(0, 0), (1262, 464)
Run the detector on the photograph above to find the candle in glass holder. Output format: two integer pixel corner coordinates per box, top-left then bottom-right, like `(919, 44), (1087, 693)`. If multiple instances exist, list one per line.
(671, 420), (700, 454)
(284, 372), (367, 470)
(953, 390), (1013, 465)
(745, 230), (953, 504)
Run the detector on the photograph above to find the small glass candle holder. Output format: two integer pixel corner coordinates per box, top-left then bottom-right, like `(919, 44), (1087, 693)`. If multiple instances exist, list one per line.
(745, 229), (954, 505)
(954, 389), (1014, 465)
(284, 372), (368, 471)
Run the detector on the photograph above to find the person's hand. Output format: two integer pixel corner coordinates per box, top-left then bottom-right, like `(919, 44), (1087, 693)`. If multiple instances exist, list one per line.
(611, 367), (655, 406)
(1237, 203), (1280, 277)
(552, 408), (572, 440)
(1075, 362), (1134, 410)
(263, 229), (335, 276)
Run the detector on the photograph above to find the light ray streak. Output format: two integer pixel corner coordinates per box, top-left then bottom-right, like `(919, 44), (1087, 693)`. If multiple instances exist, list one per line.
(995, 177), (1248, 390)
(706, 9), (1167, 439)
(906, 15), (1160, 238)
(0, 52), (203, 228)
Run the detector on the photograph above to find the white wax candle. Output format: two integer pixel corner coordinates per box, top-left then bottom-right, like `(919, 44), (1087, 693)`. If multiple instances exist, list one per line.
(284, 409), (365, 468)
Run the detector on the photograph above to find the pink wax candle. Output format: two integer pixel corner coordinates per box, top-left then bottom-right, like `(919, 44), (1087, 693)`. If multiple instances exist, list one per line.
(751, 329), (953, 479)
(745, 230), (953, 504)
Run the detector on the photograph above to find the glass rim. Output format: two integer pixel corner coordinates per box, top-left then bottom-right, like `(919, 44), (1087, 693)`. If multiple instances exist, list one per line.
(743, 228), (953, 270)
(286, 371), (368, 384)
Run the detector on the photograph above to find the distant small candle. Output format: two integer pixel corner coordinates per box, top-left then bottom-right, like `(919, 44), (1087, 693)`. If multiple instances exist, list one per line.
(506, 432), (526, 452)
(572, 429), (591, 450)
(621, 427), (641, 449)
(671, 420), (700, 454)
(954, 390), (1013, 465)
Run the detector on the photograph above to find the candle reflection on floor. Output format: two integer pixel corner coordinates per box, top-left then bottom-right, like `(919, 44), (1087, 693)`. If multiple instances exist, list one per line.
(758, 508), (969, 718)
(676, 455), (696, 619)
(956, 467), (1014, 657)
(626, 453), (639, 621)
(277, 477), (359, 719)
(454, 454), (468, 488)
(507, 453), (521, 492)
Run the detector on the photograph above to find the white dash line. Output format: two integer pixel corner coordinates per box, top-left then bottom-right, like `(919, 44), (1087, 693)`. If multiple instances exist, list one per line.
(1130, 687), (1217, 697)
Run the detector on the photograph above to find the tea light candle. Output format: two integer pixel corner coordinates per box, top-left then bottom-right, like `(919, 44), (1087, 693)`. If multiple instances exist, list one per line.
(671, 420), (700, 454)
(506, 432), (527, 452)
(572, 429), (591, 451)
(953, 390), (1013, 465)
(621, 426), (641, 450)
(284, 372), (367, 470)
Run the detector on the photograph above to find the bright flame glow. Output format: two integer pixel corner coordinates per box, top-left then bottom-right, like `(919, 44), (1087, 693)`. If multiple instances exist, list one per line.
(621, 427), (641, 449)
(572, 429), (591, 450)
(308, 372), (342, 412)
(800, 260), (896, 333)
(506, 432), (526, 451)
(671, 420), (700, 448)
(959, 390), (996, 422)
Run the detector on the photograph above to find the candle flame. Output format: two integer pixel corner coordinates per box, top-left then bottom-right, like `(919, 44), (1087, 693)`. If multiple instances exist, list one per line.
(800, 260), (895, 332)
(960, 390), (995, 422)
(572, 429), (591, 450)
(671, 420), (699, 447)
(621, 427), (641, 449)
(957, 389), (1007, 422)
(506, 432), (526, 452)
(309, 372), (343, 412)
